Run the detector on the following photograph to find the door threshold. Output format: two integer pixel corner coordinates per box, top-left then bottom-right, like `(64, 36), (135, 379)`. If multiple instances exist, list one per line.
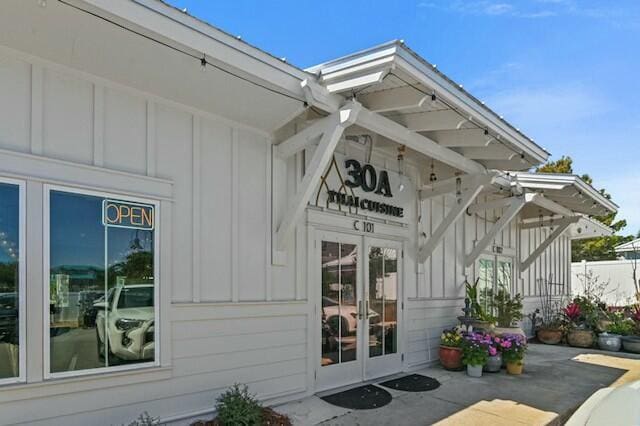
(315, 372), (406, 397)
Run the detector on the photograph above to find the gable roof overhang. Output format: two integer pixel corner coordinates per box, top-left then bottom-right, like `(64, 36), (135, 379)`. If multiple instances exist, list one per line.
(513, 172), (618, 218)
(306, 40), (550, 171)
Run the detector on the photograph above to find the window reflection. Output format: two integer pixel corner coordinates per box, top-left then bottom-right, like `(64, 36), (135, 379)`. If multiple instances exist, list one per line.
(369, 247), (397, 358)
(49, 191), (155, 374)
(0, 183), (20, 381)
(321, 242), (357, 366)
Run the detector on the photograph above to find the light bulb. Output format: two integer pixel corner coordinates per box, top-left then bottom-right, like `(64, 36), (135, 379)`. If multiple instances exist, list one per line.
(398, 181), (405, 192)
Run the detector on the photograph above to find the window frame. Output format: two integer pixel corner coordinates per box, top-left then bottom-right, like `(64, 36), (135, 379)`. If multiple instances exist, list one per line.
(0, 176), (26, 386)
(43, 184), (160, 380)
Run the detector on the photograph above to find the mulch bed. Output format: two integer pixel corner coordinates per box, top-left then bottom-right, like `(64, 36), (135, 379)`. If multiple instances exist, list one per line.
(191, 407), (292, 426)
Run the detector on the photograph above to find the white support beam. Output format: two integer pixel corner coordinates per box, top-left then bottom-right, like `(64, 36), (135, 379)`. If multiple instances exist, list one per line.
(467, 197), (517, 215)
(465, 193), (534, 267)
(326, 71), (387, 93)
(425, 128), (492, 147)
(520, 216), (579, 271)
(417, 178), (489, 263)
(274, 102), (361, 253)
(276, 113), (337, 158)
(300, 79), (342, 112)
(520, 216), (576, 230)
(358, 86), (429, 113)
(458, 146), (519, 161)
(389, 110), (469, 132)
(529, 193), (575, 217)
(420, 172), (498, 200)
(354, 107), (486, 175)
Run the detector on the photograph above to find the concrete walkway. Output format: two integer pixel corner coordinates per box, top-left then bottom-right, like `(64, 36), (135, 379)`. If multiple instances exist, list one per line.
(276, 344), (640, 425)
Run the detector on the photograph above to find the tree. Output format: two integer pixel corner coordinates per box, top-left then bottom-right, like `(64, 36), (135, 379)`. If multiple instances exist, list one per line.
(535, 156), (633, 261)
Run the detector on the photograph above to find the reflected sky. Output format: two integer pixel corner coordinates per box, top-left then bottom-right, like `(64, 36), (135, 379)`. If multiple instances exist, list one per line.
(50, 191), (154, 272)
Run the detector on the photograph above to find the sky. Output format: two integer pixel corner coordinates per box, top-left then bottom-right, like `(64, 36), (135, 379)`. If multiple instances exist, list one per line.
(170, 0), (640, 235)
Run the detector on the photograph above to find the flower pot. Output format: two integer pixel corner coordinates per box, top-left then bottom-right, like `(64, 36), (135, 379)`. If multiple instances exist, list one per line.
(506, 361), (524, 375)
(468, 320), (493, 332)
(484, 354), (502, 373)
(439, 346), (463, 370)
(494, 326), (526, 339)
(466, 364), (483, 378)
(621, 336), (640, 353)
(598, 333), (621, 352)
(537, 328), (563, 345)
(567, 329), (594, 348)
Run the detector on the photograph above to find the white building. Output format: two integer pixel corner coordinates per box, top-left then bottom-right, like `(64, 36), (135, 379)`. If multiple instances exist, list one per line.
(0, 1), (616, 424)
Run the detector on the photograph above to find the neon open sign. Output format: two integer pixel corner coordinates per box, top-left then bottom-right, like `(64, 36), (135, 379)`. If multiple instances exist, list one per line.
(102, 200), (154, 230)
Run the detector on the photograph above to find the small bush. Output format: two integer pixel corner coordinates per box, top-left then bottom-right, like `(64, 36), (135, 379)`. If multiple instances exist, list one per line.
(216, 384), (263, 426)
(126, 412), (160, 426)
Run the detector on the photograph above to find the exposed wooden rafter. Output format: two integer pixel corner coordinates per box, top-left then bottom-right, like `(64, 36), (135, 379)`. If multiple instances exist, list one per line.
(520, 216), (580, 271)
(274, 102), (361, 256)
(465, 193), (536, 267)
(417, 174), (494, 263)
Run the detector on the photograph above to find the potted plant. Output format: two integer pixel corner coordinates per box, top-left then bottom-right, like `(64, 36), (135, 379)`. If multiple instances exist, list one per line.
(485, 287), (525, 337)
(439, 328), (464, 370)
(462, 332), (489, 378)
(484, 335), (503, 373)
(621, 306), (640, 354)
(598, 313), (634, 352)
(535, 292), (567, 345)
(465, 279), (493, 332)
(564, 302), (595, 348)
(500, 334), (527, 375)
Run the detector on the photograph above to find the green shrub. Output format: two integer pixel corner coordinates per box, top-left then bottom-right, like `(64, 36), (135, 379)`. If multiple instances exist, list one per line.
(125, 412), (159, 426)
(606, 319), (635, 336)
(216, 384), (263, 426)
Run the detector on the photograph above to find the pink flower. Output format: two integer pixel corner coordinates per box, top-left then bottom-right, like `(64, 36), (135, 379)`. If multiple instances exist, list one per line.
(489, 346), (497, 356)
(502, 341), (512, 349)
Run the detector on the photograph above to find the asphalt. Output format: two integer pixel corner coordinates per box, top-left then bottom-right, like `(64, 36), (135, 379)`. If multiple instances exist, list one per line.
(277, 343), (640, 425)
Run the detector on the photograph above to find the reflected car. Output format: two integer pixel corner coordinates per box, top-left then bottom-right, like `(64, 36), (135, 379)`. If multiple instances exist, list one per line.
(0, 293), (18, 345)
(95, 284), (154, 362)
(322, 296), (379, 337)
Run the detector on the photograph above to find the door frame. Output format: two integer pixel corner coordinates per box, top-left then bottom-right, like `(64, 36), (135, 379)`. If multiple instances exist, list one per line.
(362, 236), (403, 381)
(312, 226), (405, 392)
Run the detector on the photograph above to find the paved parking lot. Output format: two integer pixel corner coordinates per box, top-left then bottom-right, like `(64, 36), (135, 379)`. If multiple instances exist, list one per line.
(278, 344), (640, 425)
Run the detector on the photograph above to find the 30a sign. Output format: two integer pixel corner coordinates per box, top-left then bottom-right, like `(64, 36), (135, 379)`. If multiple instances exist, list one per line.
(102, 200), (154, 230)
(344, 159), (393, 197)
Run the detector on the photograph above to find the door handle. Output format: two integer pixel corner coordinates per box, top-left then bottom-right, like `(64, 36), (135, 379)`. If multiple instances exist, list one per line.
(365, 300), (370, 319)
(358, 300), (364, 320)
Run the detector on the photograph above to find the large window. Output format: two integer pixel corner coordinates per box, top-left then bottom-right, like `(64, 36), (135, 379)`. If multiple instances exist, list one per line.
(46, 188), (158, 377)
(0, 179), (24, 384)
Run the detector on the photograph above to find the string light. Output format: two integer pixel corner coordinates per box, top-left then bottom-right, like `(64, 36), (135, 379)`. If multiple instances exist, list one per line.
(397, 145), (406, 192)
(429, 159), (437, 183)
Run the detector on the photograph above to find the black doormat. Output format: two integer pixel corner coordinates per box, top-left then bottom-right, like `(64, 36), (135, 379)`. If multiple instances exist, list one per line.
(378, 374), (441, 392)
(321, 384), (392, 410)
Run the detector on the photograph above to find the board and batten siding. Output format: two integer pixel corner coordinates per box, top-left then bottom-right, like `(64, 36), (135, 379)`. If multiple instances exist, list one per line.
(406, 195), (573, 369)
(0, 46), (307, 425)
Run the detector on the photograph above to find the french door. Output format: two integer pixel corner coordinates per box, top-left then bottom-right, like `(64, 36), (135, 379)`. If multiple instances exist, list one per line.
(316, 231), (402, 391)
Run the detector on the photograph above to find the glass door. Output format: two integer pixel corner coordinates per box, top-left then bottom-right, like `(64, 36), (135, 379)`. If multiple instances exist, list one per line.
(364, 237), (402, 380)
(317, 231), (363, 391)
(316, 231), (403, 391)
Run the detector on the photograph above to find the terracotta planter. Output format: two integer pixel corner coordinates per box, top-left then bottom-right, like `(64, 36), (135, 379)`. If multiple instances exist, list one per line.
(466, 364), (483, 378)
(484, 354), (502, 373)
(506, 361), (524, 375)
(537, 328), (563, 345)
(439, 346), (463, 370)
(567, 329), (594, 348)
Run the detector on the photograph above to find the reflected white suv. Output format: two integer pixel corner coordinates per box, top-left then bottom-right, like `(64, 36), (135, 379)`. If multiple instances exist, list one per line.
(95, 284), (155, 363)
